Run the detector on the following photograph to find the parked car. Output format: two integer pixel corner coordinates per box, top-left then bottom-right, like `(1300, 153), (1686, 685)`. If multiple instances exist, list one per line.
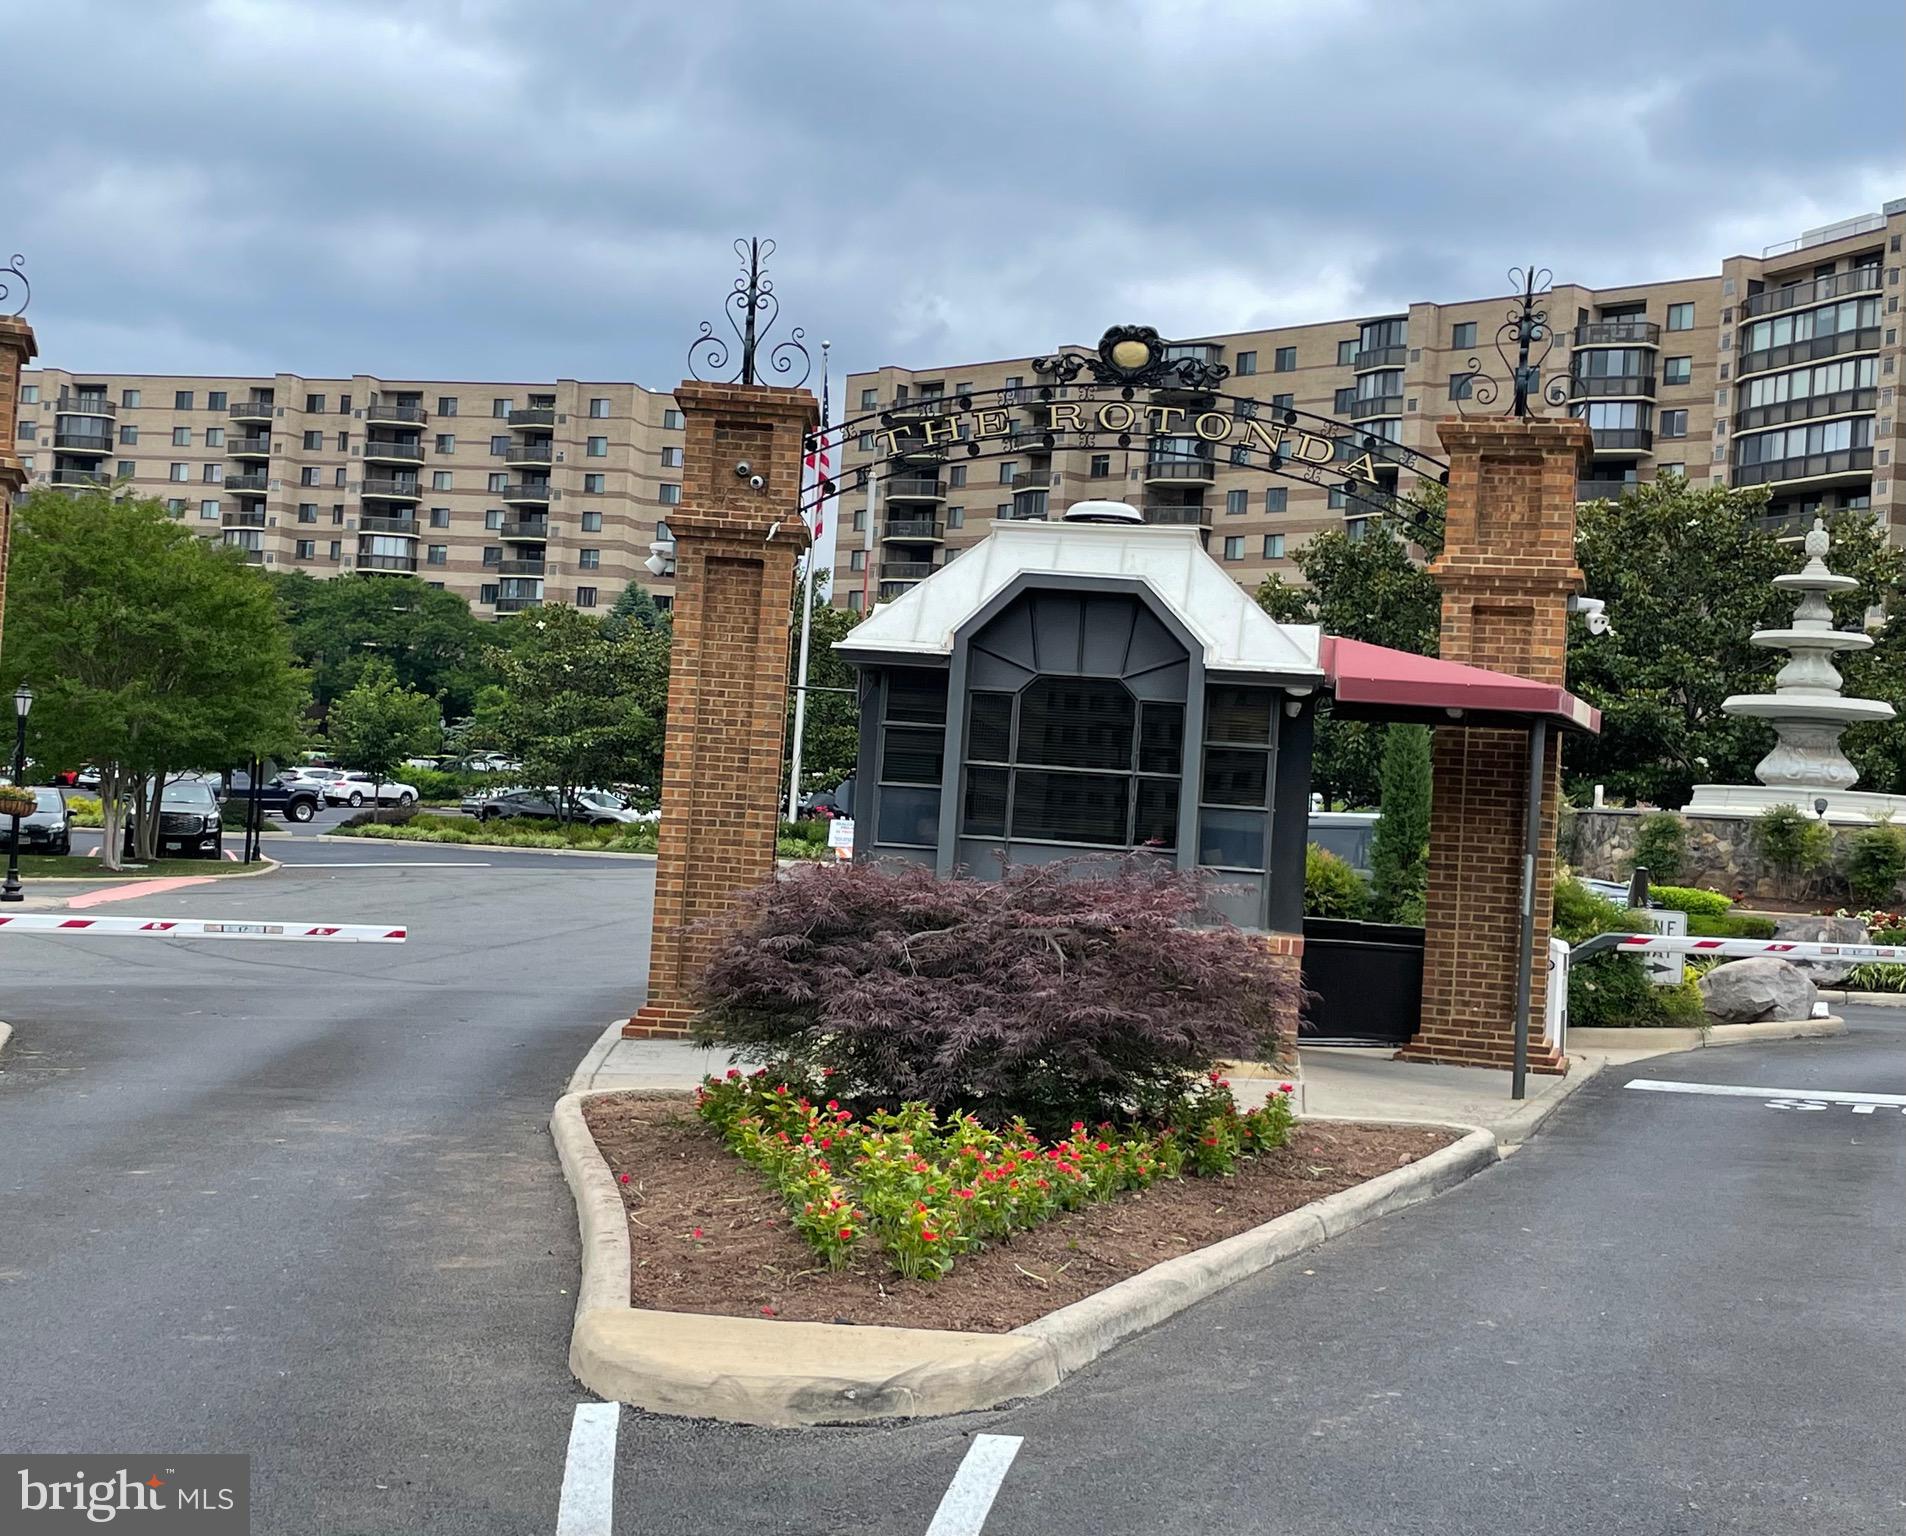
(221, 771), (326, 824)
(799, 775), (856, 821)
(322, 773), (419, 808)
(0, 787), (74, 856)
(1307, 812), (1380, 877)
(476, 788), (644, 826)
(122, 780), (224, 860)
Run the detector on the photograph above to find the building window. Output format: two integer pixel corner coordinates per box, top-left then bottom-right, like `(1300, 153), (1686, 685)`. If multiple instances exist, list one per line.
(304, 430), (323, 450)
(1274, 346), (1297, 372)
(582, 472), (604, 493)
(484, 509), (503, 530)
(1661, 409), (1689, 438)
(1267, 393), (1291, 412)
(1664, 356), (1692, 386)
(1265, 487), (1286, 513)
(582, 510), (602, 531)
(174, 389), (194, 410)
(579, 548), (600, 569)
(202, 426), (224, 448)
(482, 546), (502, 567)
(200, 499), (219, 519)
(1336, 339), (1356, 366)
(663, 409), (684, 429)
(660, 483), (681, 504)
(1335, 386), (1357, 412)
(1453, 321), (1477, 349)
(296, 539), (315, 559)
(858, 432), (875, 451)
(1235, 350), (1257, 376)
(589, 397), (610, 418)
(847, 590), (865, 613)
(587, 436), (608, 457)
(1222, 535), (1244, 560)
(337, 396), (351, 414)
(437, 397), (458, 417)
(433, 470), (452, 490)
(999, 462), (1016, 484)
(489, 434), (510, 455)
(427, 545), (448, 566)
(860, 387), (878, 408)
(297, 466), (319, 486)
(19, 384), (36, 404)
(1088, 454), (1111, 478)
(169, 462), (189, 482)
(1448, 373), (1473, 401)
(576, 587), (598, 608)
(1262, 533), (1285, 559)
(487, 472), (507, 493)
(852, 509), (865, 532)
(948, 463), (966, 488)
(479, 583), (499, 605)
(172, 425), (192, 446)
(165, 498), (185, 515)
(13, 420), (31, 441)
(306, 394), (325, 414)
(1666, 302), (1695, 331)
(429, 507), (450, 528)
(116, 459), (134, 478)
(1226, 488), (1247, 516)
(492, 398), (511, 418)
(848, 549), (867, 572)
(1657, 463), (1684, 478)
(947, 506), (964, 528)
(297, 504), (317, 523)
(436, 433), (455, 453)
(122, 388), (141, 408)
(327, 539), (341, 560)
(331, 504), (345, 524)
(661, 446), (683, 467)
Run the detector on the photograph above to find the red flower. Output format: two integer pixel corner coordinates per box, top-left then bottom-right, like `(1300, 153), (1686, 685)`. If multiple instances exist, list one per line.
(838, 1227), (854, 1240)
(956, 1188), (975, 1200)
(775, 1084), (788, 1095)
(921, 1230), (939, 1242)
(692, 1227), (703, 1239)
(1208, 1070), (1222, 1083)
(1218, 1079), (1231, 1090)
(1094, 1141), (1109, 1152)
(1279, 1083), (1294, 1095)
(1203, 1137), (1218, 1147)
(801, 1133), (814, 1144)
(761, 1306), (776, 1316)
(618, 1172), (631, 1185)
(1071, 1121), (1086, 1133)
(825, 1099), (839, 1112)
(726, 1068), (741, 1079)
(820, 1137), (833, 1149)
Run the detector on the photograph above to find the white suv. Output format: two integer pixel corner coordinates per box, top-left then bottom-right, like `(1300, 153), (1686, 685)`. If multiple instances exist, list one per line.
(322, 773), (419, 808)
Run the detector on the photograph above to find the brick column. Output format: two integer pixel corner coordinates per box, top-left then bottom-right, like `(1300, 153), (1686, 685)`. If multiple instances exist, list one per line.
(1402, 417), (1590, 1073)
(625, 381), (816, 1039)
(0, 316), (39, 662)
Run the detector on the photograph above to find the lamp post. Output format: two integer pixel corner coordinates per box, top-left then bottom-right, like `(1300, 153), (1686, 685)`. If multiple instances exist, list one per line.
(2, 683), (34, 904)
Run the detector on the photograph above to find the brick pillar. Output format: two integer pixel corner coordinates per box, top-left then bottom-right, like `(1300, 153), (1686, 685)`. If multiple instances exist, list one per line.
(0, 316), (38, 662)
(625, 381), (816, 1039)
(1402, 417), (1591, 1073)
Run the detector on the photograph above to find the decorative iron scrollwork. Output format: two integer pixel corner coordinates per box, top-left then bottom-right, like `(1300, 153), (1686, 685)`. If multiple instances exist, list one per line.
(1, 254), (28, 318)
(1453, 266), (1571, 420)
(686, 237), (811, 389)
(1034, 324), (1231, 391)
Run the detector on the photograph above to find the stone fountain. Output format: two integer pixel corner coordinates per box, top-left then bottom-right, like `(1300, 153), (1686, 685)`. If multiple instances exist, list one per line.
(1686, 519), (1902, 824)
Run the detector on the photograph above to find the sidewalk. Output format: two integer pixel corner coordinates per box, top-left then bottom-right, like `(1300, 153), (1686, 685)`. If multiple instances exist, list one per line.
(566, 1022), (1611, 1147)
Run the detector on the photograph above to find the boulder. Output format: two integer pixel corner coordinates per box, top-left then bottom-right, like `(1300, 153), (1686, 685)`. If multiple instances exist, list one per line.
(1697, 957), (1817, 1024)
(1769, 914), (1869, 984)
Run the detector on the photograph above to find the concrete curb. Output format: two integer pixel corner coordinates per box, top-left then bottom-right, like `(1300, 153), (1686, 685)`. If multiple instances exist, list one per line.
(551, 1090), (1498, 1427)
(23, 856), (282, 885)
(1821, 990), (1906, 1009)
(323, 833), (658, 861)
(0, 1020), (12, 1059)
(1568, 1016), (1847, 1054)
(566, 1018), (631, 1096)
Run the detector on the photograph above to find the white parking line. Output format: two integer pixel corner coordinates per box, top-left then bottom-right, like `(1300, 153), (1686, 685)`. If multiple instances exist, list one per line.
(1626, 1078), (1906, 1107)
(279, 861), (493, 868)
(925, 1434), (1023, 1536)
(555, 1402), (618, 1536)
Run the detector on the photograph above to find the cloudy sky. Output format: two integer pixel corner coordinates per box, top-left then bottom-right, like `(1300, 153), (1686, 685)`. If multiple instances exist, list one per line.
(7, 0), (1901, 390)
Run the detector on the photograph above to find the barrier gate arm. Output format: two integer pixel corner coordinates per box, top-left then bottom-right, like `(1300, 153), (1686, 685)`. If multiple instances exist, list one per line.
(1571, 932), (1906, 965)
(0, 914), (406, 943)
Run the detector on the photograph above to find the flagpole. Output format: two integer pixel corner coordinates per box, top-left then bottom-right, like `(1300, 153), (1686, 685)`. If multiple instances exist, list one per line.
(786, 340), (828, 822)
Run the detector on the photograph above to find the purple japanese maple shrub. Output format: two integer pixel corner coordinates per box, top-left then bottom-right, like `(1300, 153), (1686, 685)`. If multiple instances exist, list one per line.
(693, 858), (1300, 1129)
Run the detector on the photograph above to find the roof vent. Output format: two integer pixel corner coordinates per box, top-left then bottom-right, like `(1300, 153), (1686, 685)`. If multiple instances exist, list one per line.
(1062, 499), (1144, 525)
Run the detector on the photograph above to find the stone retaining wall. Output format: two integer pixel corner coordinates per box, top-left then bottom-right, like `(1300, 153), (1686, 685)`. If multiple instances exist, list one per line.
(1562, 806), (1881, 904)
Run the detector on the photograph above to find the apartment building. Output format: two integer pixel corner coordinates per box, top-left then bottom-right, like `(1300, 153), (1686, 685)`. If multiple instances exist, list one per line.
(832, 201), (1906, 609)
(11, 369), (685, 615)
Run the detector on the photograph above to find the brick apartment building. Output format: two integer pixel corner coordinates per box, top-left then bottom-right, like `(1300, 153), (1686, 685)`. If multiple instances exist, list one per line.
(832, 202), (1906, 610)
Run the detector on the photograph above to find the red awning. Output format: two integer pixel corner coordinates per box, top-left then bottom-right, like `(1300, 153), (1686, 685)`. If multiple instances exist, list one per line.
(1318, 636), (1600, 732)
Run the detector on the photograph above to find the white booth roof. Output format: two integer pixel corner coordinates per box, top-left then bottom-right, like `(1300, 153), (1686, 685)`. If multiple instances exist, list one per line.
(834, 520), (1324, 679)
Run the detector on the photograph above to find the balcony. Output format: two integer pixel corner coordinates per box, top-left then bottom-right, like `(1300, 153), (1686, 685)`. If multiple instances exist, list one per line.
(878, 579), (923, 602)
(505, 440), (554, 468)
(1143, 457), (1216, 485)
(229, 399), (275, 423)
(496, 558), (546, 576)
(1575, 320), (1660, 347)
(1576, 478), (1640, 502)
(1733, 387), (1878, 433)
(1586, 427), (1653, 454)
(1733, 446), (1874, 489)
(507, 406), (557, 429)
(223, 508), (267, 528)
(54, 395), (115, 419)
(880, 560), (937, 583)
(240, 549), (266, 565)
(494, 596), (544, 614)
(1007, 424), (1055, 451)
(888, 396), (957, 420)
(1738, 327), (1881, 380)
(358, 513), (418, 536)
(887, 476), (947, 502)
(1568, 373), (1656, 400)
(50, 429), (112, 455)
(499, 518), (549, 541)
(1352, 344), (1408, 372)
(1348, 393), (1404, 421)
(500, 481), (551, 505)
(366, 402), (429, 426)
(360, 476), (423, 502)
(225, 471), (270, 494)
(357, 552), (420, 573)
(1140, 503), (1215, 527)
(1742, 266), (1883, 318)
(48, 467), (111, 489)
(882, 517), (944, 544)
(228, 434), (272, 458)
(362, 437), (425, 465)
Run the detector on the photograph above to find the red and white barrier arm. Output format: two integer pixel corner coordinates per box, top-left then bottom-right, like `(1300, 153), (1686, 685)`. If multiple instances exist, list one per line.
(1573, 932), (1906, 964)
(0, 914), (406, 943)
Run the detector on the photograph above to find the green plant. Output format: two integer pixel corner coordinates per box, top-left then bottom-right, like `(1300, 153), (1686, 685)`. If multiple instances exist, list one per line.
(0, 786), (35, 819)
(1840, 962), (1906, 993)
(1551, 873), (1632, 943)
(1843, 823), (1906, 907)
(1754, 804), (1835, 896)
(325, 664), (441, 823)
(1368, 725), (1431, 924)
(1686, 911), (1777, 940)
(1647, 884), (1733, 916)
(1304, 844), (1370, 919)
(65, 795), (103, 827)
(1630, 811), (1687, 884)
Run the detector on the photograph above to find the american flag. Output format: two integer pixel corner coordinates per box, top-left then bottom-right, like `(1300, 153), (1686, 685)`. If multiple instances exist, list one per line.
(803, 364), (831, 543)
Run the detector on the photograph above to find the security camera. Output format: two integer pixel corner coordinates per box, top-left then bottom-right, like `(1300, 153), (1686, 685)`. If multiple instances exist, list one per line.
(734, 460), (751, 478)
(1569, 594), (1611, 637)
(748, 474), (766, 491)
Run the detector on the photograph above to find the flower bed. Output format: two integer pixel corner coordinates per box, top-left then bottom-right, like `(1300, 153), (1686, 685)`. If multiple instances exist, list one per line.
(581, 1090), (1453, 1332)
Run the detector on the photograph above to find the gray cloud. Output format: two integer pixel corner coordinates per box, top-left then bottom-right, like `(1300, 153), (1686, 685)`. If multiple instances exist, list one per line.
(6, 0), (1899, 390)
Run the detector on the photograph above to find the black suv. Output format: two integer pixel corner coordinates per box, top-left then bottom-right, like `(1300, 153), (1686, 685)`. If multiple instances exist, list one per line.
(122, 781), (224, 860)
(223, 771), (324, 824)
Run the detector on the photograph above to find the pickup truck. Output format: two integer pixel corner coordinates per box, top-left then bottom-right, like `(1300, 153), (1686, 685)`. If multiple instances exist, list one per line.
(222, 772), (325, 824)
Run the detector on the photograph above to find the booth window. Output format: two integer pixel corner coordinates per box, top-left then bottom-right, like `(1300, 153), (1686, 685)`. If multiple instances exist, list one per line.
(876, 668), (947, 846)
(1198, 684), (1276, 871)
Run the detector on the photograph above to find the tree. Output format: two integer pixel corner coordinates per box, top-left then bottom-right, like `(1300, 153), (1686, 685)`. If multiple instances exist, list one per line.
(488, 605), (662, 819)
(324, 664), (441, 820)
(274, 570), (494, 718)
(1, 489), (308, 868)
(602, 581), (672, 639)
(1367, 724), (1431, 923)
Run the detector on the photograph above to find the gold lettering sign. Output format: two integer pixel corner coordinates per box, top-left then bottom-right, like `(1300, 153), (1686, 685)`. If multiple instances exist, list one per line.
(1243, 418), (1288, 455)
(1096, 401), (1136, 433)
(875, 426), (910, 456)
(973, 409), (1011, 438)
(1142, 404), (1185, 434)
(1194, 411), (1230, 442)
(1341, 450), (1378, 484)
(1293, 431), (1334, 465)
(1048, 402), (1085, 432)
(920, 415), (960, 447)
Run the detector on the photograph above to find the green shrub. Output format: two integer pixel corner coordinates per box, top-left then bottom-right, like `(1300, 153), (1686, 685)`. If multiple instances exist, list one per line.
(1630, 811), (1687, 884)
(778, 818), (829, 848)
(1844, 823), (1906, 907)
(65, 794), (103, 827)
(1368, 725), (1431, 924)
(1305, 845), (1369, 919)
(331, 809), (657, 852)
(1754, 803), (1835, 895)
(1841, 961), (1906, 993)
(1686, 911), (1777, 939)
(1648, 884), (1733, 916)
(1551, 873), (1632, 943)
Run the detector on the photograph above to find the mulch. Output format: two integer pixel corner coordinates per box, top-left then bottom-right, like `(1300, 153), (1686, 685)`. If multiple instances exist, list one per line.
(579, 1093), (1455, 1333)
